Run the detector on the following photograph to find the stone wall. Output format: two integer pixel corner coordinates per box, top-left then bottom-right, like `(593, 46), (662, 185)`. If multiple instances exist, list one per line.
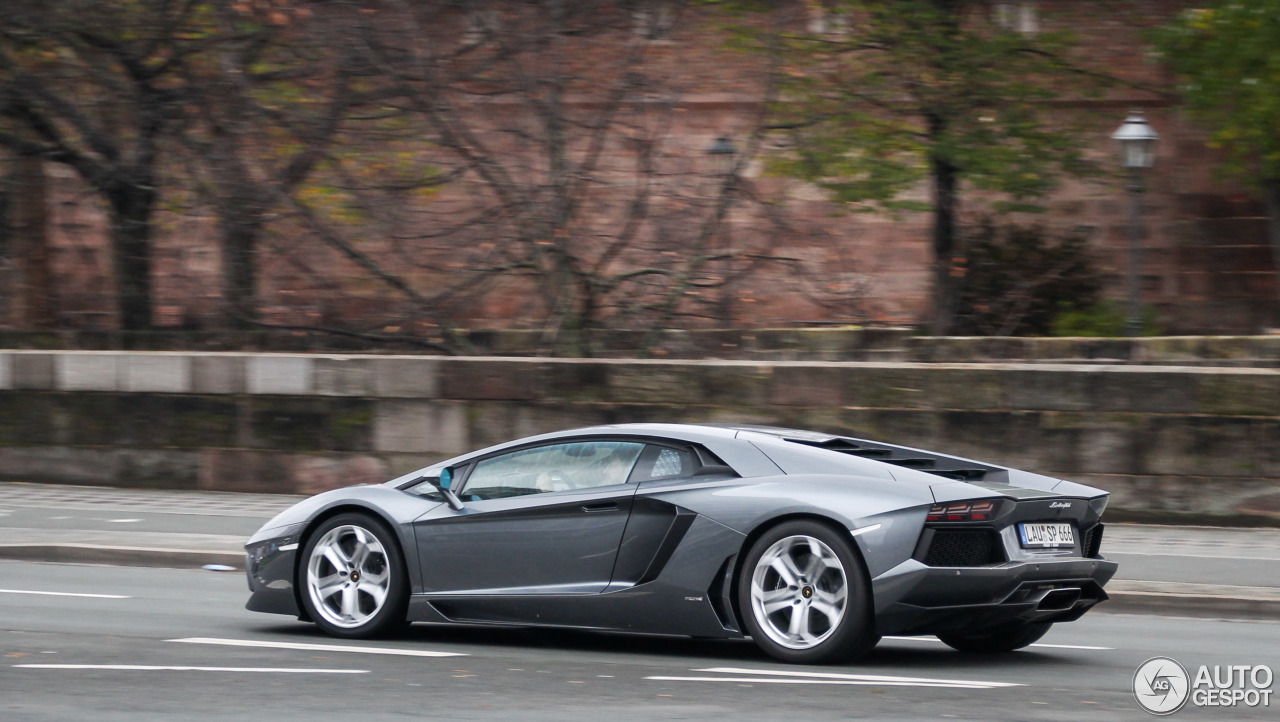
(2, 328), (1279, 366)
(903, 335), (1280, 367)
(1, 350), (1277, 524)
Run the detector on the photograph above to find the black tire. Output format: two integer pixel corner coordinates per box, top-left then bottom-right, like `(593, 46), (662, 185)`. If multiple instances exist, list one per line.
(937, 621), (1053, 653)
(737, 520), (878, 664)
(298, 512), (410, 639)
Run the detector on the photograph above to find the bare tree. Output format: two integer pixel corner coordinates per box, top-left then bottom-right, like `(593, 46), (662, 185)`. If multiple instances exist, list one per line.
(333, 0), (799, 354)
(176, 2), (402, 329)
(0, 0), (214, 330)
(0, 151), (56, 328)
(0, 1), (856, 348)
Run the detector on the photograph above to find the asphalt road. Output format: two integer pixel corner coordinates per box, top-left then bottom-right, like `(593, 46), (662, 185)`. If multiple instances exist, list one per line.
(1, 561), (1276, 721)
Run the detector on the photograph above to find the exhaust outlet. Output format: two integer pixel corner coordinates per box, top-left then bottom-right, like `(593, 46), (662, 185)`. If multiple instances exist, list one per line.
(1037, 588), (1082, 611)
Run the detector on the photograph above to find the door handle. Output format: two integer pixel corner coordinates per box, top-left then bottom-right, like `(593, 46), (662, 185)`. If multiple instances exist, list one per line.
(581, 502), (619, 513)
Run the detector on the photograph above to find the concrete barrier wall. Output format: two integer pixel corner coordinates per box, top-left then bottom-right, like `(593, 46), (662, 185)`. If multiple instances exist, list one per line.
(904, 335), (1280, 367)
(3, 329), (1279, 366)
(1, 351), (1277, 524)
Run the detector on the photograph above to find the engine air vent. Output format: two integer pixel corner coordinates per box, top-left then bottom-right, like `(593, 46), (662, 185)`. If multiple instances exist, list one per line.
(790, 437), (998, 482)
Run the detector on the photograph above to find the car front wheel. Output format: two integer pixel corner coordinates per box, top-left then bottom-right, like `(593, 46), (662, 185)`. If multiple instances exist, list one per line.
(299, 513), (409, 638)
(738, 520), (878, 664)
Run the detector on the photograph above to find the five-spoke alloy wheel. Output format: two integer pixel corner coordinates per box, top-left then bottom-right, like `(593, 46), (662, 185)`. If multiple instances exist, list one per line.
(299, 513), (408, 638)
(738, 520), (877, 664)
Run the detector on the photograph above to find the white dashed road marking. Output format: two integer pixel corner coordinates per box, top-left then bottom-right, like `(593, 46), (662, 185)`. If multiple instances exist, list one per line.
(0, 588), (130, 599)
(1013, 642), (1113, 651)
(646, 676), (1002, 689)
(14, 664), (367, 674)
(647, 666), (1020, 689)
(882, 635), (1113, 651)
(169, 637), (468, 658)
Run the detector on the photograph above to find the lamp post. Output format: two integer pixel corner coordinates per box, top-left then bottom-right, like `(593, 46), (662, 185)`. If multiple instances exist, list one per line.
(1111, 111), (1159, 337)
(706, 135), (739, 324)
(706, 135), (737, 177)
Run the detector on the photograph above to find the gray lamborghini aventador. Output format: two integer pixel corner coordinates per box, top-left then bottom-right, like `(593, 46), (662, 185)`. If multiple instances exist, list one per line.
(245, 423), (1117, 663)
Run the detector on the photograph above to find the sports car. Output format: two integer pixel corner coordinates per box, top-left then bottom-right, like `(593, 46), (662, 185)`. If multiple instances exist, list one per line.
(245, 423), (1117, 663)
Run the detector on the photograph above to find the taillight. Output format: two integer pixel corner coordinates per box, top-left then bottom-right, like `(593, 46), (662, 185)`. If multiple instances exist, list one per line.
(926, 499), (997, 522)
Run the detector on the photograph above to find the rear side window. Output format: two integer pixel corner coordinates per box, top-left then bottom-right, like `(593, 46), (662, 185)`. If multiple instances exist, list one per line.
(630, 444), (696, 482)
(653, 448), (684, 477)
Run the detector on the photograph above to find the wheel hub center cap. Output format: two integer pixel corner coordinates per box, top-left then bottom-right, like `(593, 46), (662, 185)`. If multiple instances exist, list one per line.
(351, 571), (360, 582)
(801, 586), (813, 599)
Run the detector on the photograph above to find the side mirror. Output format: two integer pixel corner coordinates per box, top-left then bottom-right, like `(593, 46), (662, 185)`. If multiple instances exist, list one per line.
(424, 468), (464, 511)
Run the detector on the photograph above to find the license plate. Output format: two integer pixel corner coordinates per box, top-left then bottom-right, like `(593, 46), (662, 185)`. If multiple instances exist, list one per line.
(1018, 522), (1075, 548)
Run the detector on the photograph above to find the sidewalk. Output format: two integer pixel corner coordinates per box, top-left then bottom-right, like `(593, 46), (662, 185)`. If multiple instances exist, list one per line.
(1, 481), (1277, 620)
(0, 482), (292, 570)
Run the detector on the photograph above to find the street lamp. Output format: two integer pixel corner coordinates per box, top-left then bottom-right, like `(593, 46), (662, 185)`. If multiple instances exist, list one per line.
(1111, 111), (1159, 337)
(706, 135), (737, 177)
(706, 135), (739, 323)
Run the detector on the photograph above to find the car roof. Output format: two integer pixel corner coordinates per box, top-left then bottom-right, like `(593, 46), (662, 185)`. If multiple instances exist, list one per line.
(389, 422), (1098, 500)
(546, 422), (827, 441)
(550, 423), (1012, 485)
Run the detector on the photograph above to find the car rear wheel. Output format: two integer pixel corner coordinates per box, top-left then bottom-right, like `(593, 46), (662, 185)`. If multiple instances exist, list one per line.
(299, 513), (409, 638)
(937, 621), (1053, 653)
(738, 520), (877, 664)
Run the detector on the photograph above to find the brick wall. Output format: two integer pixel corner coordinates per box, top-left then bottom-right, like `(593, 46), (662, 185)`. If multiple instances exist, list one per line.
(6, 1), (1277, 335)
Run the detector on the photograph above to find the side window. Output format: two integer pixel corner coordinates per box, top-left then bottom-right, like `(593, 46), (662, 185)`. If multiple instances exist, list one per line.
(806, 0), (850, 36)
(463, 7), (500, 46)
(631, 1), (675, 41)
(460, 440), (645, 501)
(630, 444), (696, 483)
(993, 2), (1038, 34)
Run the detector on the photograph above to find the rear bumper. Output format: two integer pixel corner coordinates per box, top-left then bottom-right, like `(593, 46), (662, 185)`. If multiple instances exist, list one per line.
(871, 556), (1118, 636)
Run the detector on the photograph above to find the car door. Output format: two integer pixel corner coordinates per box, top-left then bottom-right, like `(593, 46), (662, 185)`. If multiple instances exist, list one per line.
(412, 439), (645, 595)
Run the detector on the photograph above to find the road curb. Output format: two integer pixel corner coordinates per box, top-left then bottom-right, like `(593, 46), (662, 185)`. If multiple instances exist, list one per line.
(1100, 590), (1280, 622)
(0, 544), (245, 570)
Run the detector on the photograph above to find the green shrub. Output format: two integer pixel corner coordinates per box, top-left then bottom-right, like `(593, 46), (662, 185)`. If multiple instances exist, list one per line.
(1050, 301), (1162, 337)
(951, 219), (1101, 336)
